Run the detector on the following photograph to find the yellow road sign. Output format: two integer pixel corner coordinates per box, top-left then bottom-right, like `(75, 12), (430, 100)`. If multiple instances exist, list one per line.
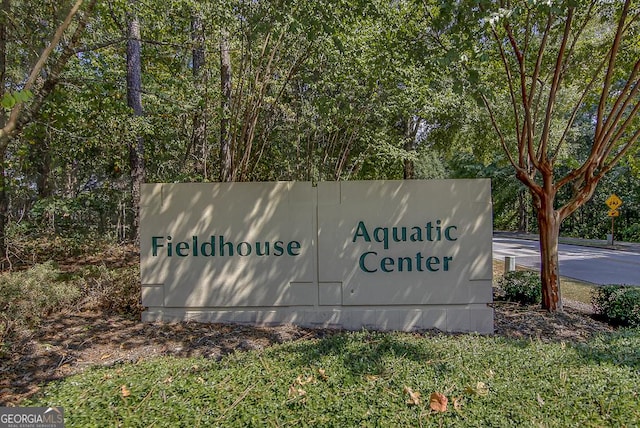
(608, 209), (620, 217)
(605, 194), (623, 209)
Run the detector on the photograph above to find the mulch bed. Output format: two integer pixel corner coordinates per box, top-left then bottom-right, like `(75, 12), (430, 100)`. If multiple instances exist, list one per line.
(0, 300), (614, 406)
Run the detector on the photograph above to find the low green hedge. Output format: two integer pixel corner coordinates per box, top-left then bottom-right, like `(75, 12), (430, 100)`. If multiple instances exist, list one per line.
(592, 285), (640, 327)
(497, 270), (542, 305)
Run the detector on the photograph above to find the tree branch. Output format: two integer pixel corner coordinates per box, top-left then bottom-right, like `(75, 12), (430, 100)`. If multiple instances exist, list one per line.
(0, 0), (84, 142)
(595, 0), (630, 139)
(539, 7), (573, 164)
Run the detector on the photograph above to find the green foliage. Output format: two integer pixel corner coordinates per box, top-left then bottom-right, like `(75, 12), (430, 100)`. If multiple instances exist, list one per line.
(6, 226), (114, 263)
(1, 90), (33, 109)
(619, 223), (640, 242)
(25, 330), (640, 426)
(0, 262), (82, 344)
(27, 191), (123, 237)
(497, 270), (542, 305)
(592, 286), (640, 328)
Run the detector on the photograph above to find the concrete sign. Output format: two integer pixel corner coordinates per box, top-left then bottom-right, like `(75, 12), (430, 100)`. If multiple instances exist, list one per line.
(141, 180), (494, 333)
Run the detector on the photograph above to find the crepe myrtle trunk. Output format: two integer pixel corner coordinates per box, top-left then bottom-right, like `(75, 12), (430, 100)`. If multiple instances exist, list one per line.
(533, 185), (562, 312)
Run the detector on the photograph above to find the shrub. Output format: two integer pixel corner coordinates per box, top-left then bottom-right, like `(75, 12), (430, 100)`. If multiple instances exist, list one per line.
(619, 223), (640, 242)
(592, 285), (640, 327)
(0, 261), (82, 343)
(497, 270), (542, 305)
(77, 265), (142, 317)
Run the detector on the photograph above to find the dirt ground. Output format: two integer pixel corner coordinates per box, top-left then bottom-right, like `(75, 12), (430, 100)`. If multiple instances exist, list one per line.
(0, 298), (614, 406)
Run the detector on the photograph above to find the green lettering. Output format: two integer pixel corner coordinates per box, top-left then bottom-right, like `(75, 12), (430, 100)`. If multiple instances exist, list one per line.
(200, 236), (215, 256)
(374, 227), (389, 249)
(443, 256), (453, 271)
(176, 241), (189, 257)
(445, 225), (457, 241)
(237, 241), (251, 256)
(398, 256), (412, 272)
(353, 221), (371, 243)
(426, 256), (440, 271)
(415, 252), (424, 271)
(274, 241), (284, 256)
(410, 227), (423, 242)
(359, 251), (377, 273)
(219, 235), (233, 256)
(152, 236), (163, 256)
(287, 241), (301, 256)
(256, 241), (269, 256)
(381, 256), (394, 272)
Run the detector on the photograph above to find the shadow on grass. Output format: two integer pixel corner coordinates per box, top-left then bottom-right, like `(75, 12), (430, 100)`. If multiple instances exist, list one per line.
(286, 331), (443, 377)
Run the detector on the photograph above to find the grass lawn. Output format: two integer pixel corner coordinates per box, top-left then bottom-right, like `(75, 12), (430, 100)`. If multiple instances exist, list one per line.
(26, 329), (640, 427)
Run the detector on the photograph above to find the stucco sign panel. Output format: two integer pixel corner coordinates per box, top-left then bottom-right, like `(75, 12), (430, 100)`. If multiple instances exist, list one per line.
(140, 179), (494, 333)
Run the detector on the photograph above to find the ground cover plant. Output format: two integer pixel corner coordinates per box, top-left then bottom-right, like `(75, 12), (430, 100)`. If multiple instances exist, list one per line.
(24, 329), (640, 427)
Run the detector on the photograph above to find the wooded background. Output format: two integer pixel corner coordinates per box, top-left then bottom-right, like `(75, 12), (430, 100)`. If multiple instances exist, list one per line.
(1, 0), (638, 254)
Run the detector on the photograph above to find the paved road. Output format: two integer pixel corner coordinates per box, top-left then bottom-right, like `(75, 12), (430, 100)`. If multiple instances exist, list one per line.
(493, 237), (640, 286)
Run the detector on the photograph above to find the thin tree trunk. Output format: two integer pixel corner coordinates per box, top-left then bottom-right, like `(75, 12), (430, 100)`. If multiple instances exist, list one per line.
(219, 29), (233, 182)
(34, 134), (52, 198)
(190, 11), (207, 179)
(126, 4), (144, 245)
(517, 189), (528, 232)
(0, 0), (9, 262)
(403, 117), (418, 179)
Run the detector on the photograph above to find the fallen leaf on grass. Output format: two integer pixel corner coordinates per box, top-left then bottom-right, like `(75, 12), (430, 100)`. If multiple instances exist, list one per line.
(121, 385), (131, 398)
(464, 382), (489, 396)
(318, 368), (328, 381)
(537, 393), (545, 407)
(288, 385), (307, 397)
(403, 386), (421, 406)
(453, 396), (463, 410)
(429, 392), (448, 412)
(295, 375), (314, 386)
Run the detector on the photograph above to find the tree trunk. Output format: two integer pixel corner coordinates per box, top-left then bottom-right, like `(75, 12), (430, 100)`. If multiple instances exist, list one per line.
(517, 189), (528, 232)
(535, 190), (563, 311)
(402, 116), (419, 179)
(219, 29), (233, 182)
(190, 11), (207, 179)
(34, 136), (52, 198)
(0, 0), (8, 262)
(126, 4), (144, 245)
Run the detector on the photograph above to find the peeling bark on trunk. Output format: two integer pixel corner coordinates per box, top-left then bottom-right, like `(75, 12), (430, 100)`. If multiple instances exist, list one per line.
(535, 190), (563, 312)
